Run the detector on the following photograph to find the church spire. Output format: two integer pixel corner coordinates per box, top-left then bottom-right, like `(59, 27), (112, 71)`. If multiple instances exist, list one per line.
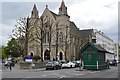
(58, 0), (68, 16)
(31, 4), (39, 18)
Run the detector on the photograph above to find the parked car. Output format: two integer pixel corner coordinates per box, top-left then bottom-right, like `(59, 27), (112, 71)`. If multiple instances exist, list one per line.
(109, 59), (117, 66)
(4, 59), (15, 67)
(46, 61), (62, 70)
(62, 61), (75, 68)
(2, 59), (5, 63)
(58, 60), (66, 64)
(4, 60), (11, 66)
(72, 61), (81, 67)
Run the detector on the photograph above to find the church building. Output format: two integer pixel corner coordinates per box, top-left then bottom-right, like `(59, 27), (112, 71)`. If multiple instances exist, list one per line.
(27, 0), (81, 61)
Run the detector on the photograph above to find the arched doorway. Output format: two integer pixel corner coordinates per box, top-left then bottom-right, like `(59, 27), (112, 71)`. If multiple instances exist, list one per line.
(44, 50), (50, 60)
(59, 52), (63, 60)
(30, 52), (34, 57)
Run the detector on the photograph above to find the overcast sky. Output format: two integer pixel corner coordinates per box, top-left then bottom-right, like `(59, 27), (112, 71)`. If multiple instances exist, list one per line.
(0, 0), (119, 46)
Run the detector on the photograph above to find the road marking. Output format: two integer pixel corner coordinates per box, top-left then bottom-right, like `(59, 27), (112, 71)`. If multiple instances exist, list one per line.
(65, 76), (71, 78)
(42, 75), (46, 76)
(91, 71), (96, 73)
(75, 74), (80, 75)
(59, 76), (66, 78)
(79, 74), (84, 75)
(90, 71), (100, 73)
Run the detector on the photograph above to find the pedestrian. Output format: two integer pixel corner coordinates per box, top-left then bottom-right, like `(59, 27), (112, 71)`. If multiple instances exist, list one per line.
(79, 59), (83, 71)
(9, 62), (12, 71)
(53, 58), (55, 61)
(106, 60), (110, 69)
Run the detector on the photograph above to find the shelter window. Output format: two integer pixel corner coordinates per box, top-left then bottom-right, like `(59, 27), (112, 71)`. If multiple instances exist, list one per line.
(88, 54), (92, 60)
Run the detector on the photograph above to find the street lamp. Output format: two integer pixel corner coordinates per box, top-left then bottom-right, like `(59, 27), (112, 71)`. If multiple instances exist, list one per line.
(9, 50), (13, 59)
(9, 50), (12, 55)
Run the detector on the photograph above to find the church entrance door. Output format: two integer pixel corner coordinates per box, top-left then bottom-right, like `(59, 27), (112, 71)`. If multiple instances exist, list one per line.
(59, 52), (63, 60)
(44, 50), (50, 60)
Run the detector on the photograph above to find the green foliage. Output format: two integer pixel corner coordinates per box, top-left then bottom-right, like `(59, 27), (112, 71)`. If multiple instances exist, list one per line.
(0, 46), (7, 59)
(33, 55), (41, 62)
(2, 38), (21, 58)
(0, 46), (2, 58)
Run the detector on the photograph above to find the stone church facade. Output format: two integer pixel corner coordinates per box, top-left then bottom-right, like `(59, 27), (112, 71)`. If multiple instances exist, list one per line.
(27, 1), (81, 61)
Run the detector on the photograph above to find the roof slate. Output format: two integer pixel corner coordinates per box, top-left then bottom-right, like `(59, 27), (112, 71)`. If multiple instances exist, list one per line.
(80, 42), (106, 53)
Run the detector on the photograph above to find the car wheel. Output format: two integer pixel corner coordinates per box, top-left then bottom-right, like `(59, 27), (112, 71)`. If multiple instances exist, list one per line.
(46, 68), (48, 70)
(53, 67), (56, 70)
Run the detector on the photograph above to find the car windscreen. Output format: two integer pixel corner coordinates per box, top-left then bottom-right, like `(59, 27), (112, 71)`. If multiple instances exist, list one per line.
(47, 61), (54, 64)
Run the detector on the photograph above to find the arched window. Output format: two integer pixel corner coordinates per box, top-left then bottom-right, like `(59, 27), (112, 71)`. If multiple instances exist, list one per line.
(44, 50), (50, 60)
(59, 32), (63, 43)
(47, 32), (50, 43)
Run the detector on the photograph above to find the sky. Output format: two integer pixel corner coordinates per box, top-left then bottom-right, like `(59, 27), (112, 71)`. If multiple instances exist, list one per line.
(0, 0), (119, 46)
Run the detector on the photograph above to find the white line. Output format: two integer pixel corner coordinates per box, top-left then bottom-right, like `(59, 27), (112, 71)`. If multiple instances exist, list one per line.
(90, 71), (96, 73)
(26, 77), (31, 78)
(65, 76), (71, 78)
(42, 75), (47, 77)
(59, 76), (66, 78)
(90, 71), (100, 73)
(79, 74), (84, 75)
(75, 74), (80, 75)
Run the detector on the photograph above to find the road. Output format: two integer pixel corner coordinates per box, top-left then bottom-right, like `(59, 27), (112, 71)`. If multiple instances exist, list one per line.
(2, 64), (118, 79)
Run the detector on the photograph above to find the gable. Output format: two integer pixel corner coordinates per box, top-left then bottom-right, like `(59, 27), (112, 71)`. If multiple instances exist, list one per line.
(42, 8), (57, 22)
(80, 42), (106, 54)
(80, 43), (97, 54)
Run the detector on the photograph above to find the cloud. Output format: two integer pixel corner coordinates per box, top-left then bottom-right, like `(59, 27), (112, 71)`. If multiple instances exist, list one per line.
(1, 2), (60, 46)
(67, 0), (118, 41)
(1, 0), (119, 46)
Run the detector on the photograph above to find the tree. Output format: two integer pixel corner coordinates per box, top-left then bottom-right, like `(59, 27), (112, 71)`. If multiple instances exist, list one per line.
(12, 17), (34, 56)
(0, 46), (2, 58)
(12, 18), (27, 56)
(33, 55), (41, 62)
(55, 21), (59, 61)
(31, 16), (49, 61)
(64, 26), (69, 61)
(7, 38), (20, 57)
(0, 46), (7, 59)
(1, 38), (20, 58)
(43, 18), (54, 60)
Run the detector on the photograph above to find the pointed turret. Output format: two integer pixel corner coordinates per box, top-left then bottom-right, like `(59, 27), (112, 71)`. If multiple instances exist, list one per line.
(58, 0), (68, 16)
(31, 4), (39, 18)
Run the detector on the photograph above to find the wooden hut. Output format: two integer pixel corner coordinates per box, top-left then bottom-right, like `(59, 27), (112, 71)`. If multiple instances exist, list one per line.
(80, 42), (107, 70)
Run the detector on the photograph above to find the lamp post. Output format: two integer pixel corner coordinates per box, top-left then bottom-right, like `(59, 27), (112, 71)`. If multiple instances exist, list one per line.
(9, 50), (12, 58)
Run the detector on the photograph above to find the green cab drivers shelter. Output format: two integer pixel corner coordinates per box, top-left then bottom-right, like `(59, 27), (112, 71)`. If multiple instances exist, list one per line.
(80, 42), (107, 70)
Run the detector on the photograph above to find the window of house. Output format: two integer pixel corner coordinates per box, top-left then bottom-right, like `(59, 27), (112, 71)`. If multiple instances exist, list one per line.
(88, 54), (92, 60)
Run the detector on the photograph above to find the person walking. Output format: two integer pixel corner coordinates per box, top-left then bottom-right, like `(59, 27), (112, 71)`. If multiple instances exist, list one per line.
(79, 59), (83, 71)
(9, 62), (12, 71)
(106, 60), (110, 69)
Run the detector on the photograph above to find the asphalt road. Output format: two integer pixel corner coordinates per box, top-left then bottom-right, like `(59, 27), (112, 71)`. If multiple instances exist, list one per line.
(2, 64), (118, 79)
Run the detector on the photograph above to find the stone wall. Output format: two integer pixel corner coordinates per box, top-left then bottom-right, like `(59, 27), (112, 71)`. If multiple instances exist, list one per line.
(19, 61), (48, 69)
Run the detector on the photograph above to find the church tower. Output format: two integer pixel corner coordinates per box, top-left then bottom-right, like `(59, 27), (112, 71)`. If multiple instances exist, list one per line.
(58, 0), (69, 16)
(31, 4), (39, 18)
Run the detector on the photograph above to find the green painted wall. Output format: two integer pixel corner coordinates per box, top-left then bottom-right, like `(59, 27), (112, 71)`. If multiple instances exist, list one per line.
(81, 45), (106, 69)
